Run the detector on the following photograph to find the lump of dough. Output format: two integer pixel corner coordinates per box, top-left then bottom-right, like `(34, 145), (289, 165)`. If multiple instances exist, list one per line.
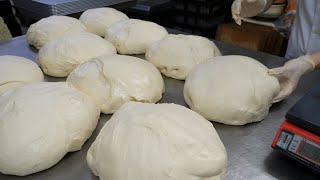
(67, 54), (164, 114)
(105, 19), (168, 54)
(184, 55), (280, 125)
(146, 34), (221, 80)
(87, 102), (227, 180)
(27, 16), (87, 49)
(0, 55), (44, 95)
(79, 8), (129, 37)
(0, 82), (100, 176)
(38, 32), (117, 77)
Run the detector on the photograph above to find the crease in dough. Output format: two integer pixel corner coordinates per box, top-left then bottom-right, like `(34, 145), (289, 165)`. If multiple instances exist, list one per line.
(146, 34), (221, 80)
(105, 19), (168, 54)
(67, 54), (165, 114)
(38, 32), (117, 77)
(79, 8), (129, 37)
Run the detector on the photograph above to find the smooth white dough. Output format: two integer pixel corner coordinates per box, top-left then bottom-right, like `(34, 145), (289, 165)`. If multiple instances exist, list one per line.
(27, 16), (87, 49)
(38, 32), (117, 77)
(184, 55), (280, 125)
(105, 19), (168, 54)
(0, 55), (44, 95)
(79, 8), (129, 37)
(146, 34), (221, 80)
(0, 82), (100, 176)
(87, 102), (227, 180)
(67, 55), (164, 114)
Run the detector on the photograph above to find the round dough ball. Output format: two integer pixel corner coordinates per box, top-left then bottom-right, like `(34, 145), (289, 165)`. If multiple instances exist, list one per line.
(87, 102), (227, 180)
(105, 19), (168, 54)
(27, 16), (87, 49)
(184, 55), (280, 125)
(79, 8), (129, 37)
(67, 55), (164, 114)
(0, 82), (100, 176)
(0, 55), (44, 95)
(146, 34), (221, 80)
(38, 32), (117, 77)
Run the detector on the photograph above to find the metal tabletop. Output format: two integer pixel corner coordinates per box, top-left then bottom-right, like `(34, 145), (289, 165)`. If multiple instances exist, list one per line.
(0, 34), (319, 180)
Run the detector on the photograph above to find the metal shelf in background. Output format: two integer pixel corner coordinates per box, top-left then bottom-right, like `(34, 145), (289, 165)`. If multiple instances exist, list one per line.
(13, 0), (136, 20)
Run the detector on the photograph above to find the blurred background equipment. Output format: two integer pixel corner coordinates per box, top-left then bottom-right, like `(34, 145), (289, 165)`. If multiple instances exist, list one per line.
(257, 4), (286, 19)
(12, 0), (136, 20)
(126, 0), (231, 38)
(216, 0), (298, 56)
(169, 0), (229, 38)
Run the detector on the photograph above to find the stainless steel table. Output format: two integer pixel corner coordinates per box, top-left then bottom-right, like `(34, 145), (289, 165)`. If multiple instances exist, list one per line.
(0, 35), (319, 180)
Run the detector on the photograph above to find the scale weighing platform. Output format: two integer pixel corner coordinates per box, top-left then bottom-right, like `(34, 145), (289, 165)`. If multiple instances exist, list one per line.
(272, 85), (320, 173)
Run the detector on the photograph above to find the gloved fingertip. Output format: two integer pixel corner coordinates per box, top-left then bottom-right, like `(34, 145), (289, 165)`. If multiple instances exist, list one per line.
(267, 69), (278, 76)
(272, 84), (295, 103)
(271, 97), (284, 103)
(236, 19), (242, 25)
(268, 67), (284, 76)
(271, 93), (287, 103)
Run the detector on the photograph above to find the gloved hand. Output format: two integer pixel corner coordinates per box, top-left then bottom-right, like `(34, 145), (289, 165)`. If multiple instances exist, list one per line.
(268, 55), (315, 103)
(231, 0), (272, 25)
(0, 17), (12, 42)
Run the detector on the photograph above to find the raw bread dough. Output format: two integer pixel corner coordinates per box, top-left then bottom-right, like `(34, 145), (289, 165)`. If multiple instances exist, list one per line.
(87, 102), (227, 180)
(67, 55), (164, 114)
(0, 82), (100, 176)
(184, 55), (280, 125)
(79, 8), (129, 37)
(0, 55), (44, 95)
(146, 34), (221, 80)
(38, 32), (117, 77)
(27, 16), (87, 49)
(105, 19), (168, 54)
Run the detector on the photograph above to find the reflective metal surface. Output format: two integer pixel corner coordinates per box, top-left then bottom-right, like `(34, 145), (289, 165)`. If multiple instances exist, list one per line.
(0, 35), (319, 180)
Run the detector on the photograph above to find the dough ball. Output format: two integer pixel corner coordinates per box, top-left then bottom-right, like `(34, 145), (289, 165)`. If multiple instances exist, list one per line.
(27, 16), (87, 49)
(67, 55), (164, 114)
(0, 82), (100, 176)
(0, 55), (44, 95)
(87, 102), (227, 180)
(38, 32), (117, 77)
(105, 19), (168, 54)
(184, 55), (280, 125)
(146, 34), (221, 80)
(79, 8), (129, 37)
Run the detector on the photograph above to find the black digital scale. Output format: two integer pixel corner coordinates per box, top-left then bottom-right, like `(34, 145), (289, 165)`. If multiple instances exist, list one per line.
(272, 84), (320, 173)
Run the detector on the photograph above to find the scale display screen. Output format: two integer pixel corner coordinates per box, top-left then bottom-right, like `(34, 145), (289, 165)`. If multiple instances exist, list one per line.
(298, 141), (320, 164)
(273, 126), (320, 171)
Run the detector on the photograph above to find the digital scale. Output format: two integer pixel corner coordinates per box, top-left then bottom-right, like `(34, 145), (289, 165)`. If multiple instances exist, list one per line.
(272, 85), (320, 173)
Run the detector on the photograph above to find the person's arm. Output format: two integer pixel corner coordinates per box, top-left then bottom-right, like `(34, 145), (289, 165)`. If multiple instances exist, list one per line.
(268, 52), (320, 102)
(232, 0), (274, 25)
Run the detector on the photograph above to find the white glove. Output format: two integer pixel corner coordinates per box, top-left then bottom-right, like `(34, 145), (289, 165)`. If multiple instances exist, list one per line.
(231, 0), (270, 25)
(0, 17), (12, 41)
(268, 55), (315, 103)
